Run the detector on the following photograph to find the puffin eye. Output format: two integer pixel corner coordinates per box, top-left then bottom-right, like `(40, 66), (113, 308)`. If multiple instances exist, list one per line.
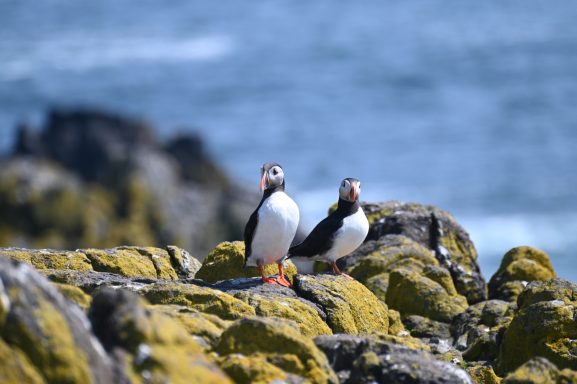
(272, 168), (278, 176)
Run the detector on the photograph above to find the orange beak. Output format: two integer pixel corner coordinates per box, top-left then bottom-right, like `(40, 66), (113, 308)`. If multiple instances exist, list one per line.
(350, 184), (358, 201)
(260, 172), (267, 192)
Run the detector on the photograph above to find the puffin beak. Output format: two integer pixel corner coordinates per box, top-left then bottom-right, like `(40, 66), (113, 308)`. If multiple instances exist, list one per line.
(260, 172), (267, 192)
(350, 184), (358, 201)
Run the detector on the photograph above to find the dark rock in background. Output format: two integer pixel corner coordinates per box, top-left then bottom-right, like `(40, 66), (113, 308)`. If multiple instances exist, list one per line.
(1, 108), (257, 256)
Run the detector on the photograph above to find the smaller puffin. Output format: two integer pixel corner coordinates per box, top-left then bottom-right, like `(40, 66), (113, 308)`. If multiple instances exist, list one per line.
(288, 178), (368, 278)
(244, 162), (300, 287)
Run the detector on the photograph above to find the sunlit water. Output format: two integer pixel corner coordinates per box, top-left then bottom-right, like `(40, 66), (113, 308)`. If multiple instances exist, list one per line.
(1, 0), (576, 281)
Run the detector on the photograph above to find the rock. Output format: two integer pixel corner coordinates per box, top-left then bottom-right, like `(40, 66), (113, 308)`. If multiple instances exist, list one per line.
(314, 334), (473, 384)
(53, 282), (93, 310)
(136, 282), (256, 320)
(0, 247), (93, 271)
(215, 317), (338, 384)
(386, 268), (468, 322)
(502, 357), (561, 384)
(195, 241), (298, 283)
(355, 201), (487, 304)
(498, 279), (577, 373)
(88, 288), (231, 383)
(166, 245), (202, 278)
(451, 299), (515, 361)
(216, 354), (292, 384)
(342, 234), (438, 300)
(387, 308), (405, 336)
(466, 364), (502, 384)
(149, 305), (231, 349)
(0, 256), (114, 383)
(403, 315), (452, 339)
(489, 246), (555, 302)
(294, 274), (389, 334)
(0, 338), (45, 384)
(43, 269), (156, 292)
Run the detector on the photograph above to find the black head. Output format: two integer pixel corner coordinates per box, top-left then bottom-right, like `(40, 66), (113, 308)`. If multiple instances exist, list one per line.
(260, 162), (285, 192)
(339, 178), (361, 202)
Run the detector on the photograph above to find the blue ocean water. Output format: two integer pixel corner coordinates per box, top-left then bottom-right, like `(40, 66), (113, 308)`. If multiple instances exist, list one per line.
(1, 0), (576, 281)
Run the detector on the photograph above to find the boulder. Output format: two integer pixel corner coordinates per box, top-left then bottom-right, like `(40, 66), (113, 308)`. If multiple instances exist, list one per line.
(195, 241), (298, 283)
(451, 299), (515, 361)
(0, 256), (114, 383)
(52, 282), (93, 310)
(498, 279), (577, 373)
(294, 274), (389, 334)
(489, 246), (556, 302)
(314, 334), (473, 384)
(386, 268), (468, 322)
(502, 357), (577, 384)
(355, 201), (487, 304)
(88, 288), (231, 383)
(466, 364), (502, 384)
(215, 316), (338, 384)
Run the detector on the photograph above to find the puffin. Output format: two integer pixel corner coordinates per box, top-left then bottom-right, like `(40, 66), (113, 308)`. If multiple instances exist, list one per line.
(288, 178), (368, 278)
(244, 162), (300, 287)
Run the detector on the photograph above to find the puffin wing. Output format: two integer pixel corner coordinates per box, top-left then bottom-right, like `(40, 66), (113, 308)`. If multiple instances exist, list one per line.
(243, 209), (259, 266)
(288, 213), (343, 258)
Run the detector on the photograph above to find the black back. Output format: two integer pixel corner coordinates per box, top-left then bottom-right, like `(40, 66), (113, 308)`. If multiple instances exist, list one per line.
(288, 198), (360, 259)
(243, 183), (285, 266)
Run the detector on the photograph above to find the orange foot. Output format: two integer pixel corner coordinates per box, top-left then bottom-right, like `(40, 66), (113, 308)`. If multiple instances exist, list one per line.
(261, 275), (279, 284)
(275, 275), (293, 288)
(338, 272), (354, 280)
(331, 262), (354, 280)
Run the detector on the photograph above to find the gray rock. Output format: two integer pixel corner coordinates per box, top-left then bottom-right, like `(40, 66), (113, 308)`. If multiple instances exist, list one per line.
(315, 334), (473, 384)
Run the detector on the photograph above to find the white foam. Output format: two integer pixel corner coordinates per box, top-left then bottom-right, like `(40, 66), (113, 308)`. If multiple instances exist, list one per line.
(1, 34), (234, 80)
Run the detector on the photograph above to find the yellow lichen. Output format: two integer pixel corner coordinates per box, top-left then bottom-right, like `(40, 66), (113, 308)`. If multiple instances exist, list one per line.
(0, 339), (45, 384)
(52, 283), (92, 311)
(217, 354), (288, 384)
(83, 248), (158, 278)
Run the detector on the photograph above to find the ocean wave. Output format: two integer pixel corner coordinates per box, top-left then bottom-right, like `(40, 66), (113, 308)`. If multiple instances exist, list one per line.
(0, 35), (234, 80)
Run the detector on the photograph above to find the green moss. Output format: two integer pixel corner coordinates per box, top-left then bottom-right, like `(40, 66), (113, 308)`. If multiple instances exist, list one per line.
(386, 268), (468, 322)
(215, 317), (337, 384)
(140, 283), (255, 320)
(217, 355), (288, 384)
(149, 305), (231, 347)
(0, 339), (45, 384)
(196, 241), (298, 283)
(52, 283), (92, 311)
(83, 248), (158, 278)
(295, 274), (389, 334)
(466, 365), (502, 384)
(233, 292), (332, 337)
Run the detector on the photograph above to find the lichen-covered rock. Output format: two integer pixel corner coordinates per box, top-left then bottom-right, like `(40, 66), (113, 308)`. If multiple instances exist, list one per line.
(466, 364), (502, 384)
(498, 279), (577, 373)
(403, 315), (452, 339)
(53, 282), (93, 310)
(149, 305), (231, 348)
(489, 246), (555, 302)
(294, 274), (389, 334)
(357, 201), (487, 304)
(166, 245), (202, 278)
(502, 357), (562, 384)
(451, 299), (515, 361)
(216, 354), (292, 384)
(387, 308), (405, 336)
(215, 317), (337, 384)
(0, 256), (114, 383)
(137, 282), (256, 320)
(88, 288), (231, 384)
(0, 247), (93, 271)
(43, 269), (155, 293)
(196, 241), (298, 283)
(314, 334), (472, 384)
(0, 338), (45, 384)
(386, 268), (468, 322)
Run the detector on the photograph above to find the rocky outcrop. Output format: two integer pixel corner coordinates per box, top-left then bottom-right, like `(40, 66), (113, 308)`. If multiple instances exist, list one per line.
(501, 357), (577, 384)
(2, 109), (256, 256)
(343, 201), (487, 304)
(498, 278), (577, 373)
(315, 334), (473, 384)
(488, 246), (556, 302)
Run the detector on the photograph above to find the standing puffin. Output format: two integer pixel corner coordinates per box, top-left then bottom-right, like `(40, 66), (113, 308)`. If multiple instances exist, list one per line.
(244, 162), (300, 287)
(288, 178), (368, 278)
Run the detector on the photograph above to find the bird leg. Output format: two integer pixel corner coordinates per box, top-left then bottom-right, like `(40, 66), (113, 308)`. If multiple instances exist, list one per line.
(331, 262), (353, 280)
(275, 262), (293, 288)
(259, 265), (278, 284)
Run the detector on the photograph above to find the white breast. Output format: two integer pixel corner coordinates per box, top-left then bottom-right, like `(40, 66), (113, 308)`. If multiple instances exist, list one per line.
(327, 208), (369, 262)
(246, 192), (300, 267)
